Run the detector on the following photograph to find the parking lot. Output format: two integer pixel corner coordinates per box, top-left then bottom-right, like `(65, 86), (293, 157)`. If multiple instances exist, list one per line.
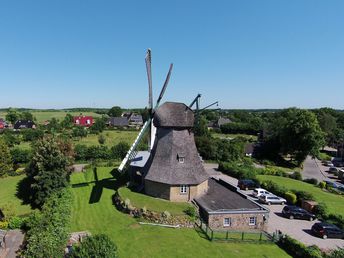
(204, 163), (344, 250)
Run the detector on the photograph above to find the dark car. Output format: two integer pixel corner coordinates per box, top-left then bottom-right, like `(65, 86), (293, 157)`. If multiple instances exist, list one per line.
(237, 179), (259, 190)
(282, 206), (316, 221)
(311, 222), (344, 239)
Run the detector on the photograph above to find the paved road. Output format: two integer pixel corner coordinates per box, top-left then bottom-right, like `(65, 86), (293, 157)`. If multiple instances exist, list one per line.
(302, 156), (340, 183)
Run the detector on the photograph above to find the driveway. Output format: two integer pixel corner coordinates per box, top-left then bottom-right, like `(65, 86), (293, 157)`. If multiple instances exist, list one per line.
(203, 163), (344, 250)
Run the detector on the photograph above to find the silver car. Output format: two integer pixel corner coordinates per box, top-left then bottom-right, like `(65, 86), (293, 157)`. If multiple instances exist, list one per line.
(259, 194), (286, 205)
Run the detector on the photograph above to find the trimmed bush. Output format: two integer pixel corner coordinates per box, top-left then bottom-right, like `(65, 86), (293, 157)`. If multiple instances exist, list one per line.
(278, 235), (322, 258)
(285, 191), (297, 205)
(8, 216), (26, 229)
(184, 206), (197, 218)
(290, 171), (302, 181)
(319, 181), (326, 189)
(303, 178), (318, 185)
(313, 202), (328, 219)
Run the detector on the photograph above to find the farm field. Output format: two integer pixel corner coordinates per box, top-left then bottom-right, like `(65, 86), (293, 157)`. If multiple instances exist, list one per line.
(0, 110), (102, 124)
(70, 167), (290, 258)
(257, 175), (344, 216)
(212, 132), (258, 141)
(75, 130), (138, 147)
(0, 175), (32, 216)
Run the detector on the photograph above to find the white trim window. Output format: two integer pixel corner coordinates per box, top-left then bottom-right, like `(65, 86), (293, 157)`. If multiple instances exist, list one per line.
(180, 185), (188, 194)
(223, 217), (231, 227)
(249, 217), (257, 226)
(178, 157), (185, 163)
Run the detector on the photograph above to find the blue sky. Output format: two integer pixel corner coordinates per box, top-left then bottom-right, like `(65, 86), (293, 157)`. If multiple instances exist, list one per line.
(0, 1), (343, 109)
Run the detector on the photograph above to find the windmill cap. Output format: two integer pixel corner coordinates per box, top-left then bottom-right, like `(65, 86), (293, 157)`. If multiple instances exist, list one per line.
(154, 102), (194, 128)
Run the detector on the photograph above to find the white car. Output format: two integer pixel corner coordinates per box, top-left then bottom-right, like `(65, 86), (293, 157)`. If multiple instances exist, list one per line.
(258, 194), (287, 205)
(252, 188), (271, 197)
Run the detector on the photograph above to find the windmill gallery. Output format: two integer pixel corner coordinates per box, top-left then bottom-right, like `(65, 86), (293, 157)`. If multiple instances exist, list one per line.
(117, 50), (269, 231)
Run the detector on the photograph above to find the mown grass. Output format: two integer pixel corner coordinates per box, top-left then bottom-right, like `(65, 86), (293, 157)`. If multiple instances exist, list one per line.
(0, 175), (32, 216)
(70, 167), (290, 258)
(118, 187), (191, 215)
(257, 175), (344, 216)
(75, 130), (138, 147)
(212, 132), (258, 141)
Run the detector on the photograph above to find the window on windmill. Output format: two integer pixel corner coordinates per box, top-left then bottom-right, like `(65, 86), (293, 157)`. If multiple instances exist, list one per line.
(177, 153), (185, 163)
(180, 185), (188, 194)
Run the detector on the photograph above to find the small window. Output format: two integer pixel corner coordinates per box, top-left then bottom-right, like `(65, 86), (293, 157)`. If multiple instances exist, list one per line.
(180, 185), (188, 194)
(178, 157), (185, 163)
(224, 218), (231, 227)
(249, 217), (256, 226)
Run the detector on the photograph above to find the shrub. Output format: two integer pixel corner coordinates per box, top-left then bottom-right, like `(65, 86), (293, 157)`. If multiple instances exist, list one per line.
(293, 191), (315, 205)
(289, 171), (302, 181)
(326, 247), (344, 258)
(0, 221), (9, 229)
(218, 162), (257, 179)
(303, 178), (318, 185)
(319, 181), (326, 189)
(260, 180), (286, 197)
(8, 216), (26, 229)
(98, 134), (106, 145)
(313, 202), (328, 219)
(285, 191), (297, 205)
(278, 235), (322, 258)
(70, 234), (118, 258)
(184, 206), (197, 218)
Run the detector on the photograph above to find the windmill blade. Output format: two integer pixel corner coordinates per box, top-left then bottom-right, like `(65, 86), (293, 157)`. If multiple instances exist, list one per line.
(145, 49), (153, 111)
(156, 63), (173, 106)
(118, 119), (152, 172)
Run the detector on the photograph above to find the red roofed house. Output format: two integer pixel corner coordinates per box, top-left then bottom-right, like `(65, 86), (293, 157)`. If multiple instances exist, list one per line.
(73, 116), (93, 127)
(0, 118), (6, 129)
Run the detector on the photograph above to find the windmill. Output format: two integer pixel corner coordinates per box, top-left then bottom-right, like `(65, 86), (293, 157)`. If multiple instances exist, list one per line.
(118, 49), (173, 172)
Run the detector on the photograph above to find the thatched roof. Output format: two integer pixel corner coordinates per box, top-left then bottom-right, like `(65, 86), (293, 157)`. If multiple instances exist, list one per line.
(144, 127), (209, 185)
(154, 102), (194, 128)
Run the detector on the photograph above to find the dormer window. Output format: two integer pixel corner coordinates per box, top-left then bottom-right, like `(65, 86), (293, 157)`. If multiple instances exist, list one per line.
(177, 153), (185, 163)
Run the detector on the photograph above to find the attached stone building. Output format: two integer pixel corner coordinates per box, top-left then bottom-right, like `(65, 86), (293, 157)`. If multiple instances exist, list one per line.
(195, 178), (269, 231)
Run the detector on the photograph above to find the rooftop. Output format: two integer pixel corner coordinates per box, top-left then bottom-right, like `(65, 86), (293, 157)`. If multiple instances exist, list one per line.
(154, 102), (194, 128)
(195, 178), (267, 213)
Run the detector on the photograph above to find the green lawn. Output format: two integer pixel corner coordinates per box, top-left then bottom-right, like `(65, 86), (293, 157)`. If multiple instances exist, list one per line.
(70, 167), (290, 258)
(118, 187), (192, 215)
(75, 130), (138, 147)
(0, 175), (32, 216)
(257, 175), (344, 216)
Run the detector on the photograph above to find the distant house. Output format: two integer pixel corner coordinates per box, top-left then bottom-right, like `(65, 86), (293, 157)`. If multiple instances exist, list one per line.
(208, 117), (232, 129)
(195, 178), (269, 231)
(107, 117), (129, 128)
(128, 114), (143, 127)
(14, 120), (36, 130)
(73, 116), (93, 127)
(216, 117), (232, 128)
(0, 118), (6, 129)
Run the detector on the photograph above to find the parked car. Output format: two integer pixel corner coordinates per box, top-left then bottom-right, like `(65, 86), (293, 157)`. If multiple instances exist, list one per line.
(323, 161), (334, 167)
(329, 167), (339, 173)
(237, 179), (260, 190)
(311, 222), (344, 239)
(282, 205), (316, 221)
(324, 180), (344, 191)
(252, 188), (271, 197)
(258, 194), (286, 205)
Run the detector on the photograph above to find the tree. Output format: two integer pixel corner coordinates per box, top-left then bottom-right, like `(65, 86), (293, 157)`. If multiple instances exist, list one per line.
(194, 115), (210, 137)
(46, 118), (61, 133)
(111, 142), (129, 160)
(72, 126), (88, 138)
(5, 109), (19, 124)
(90, 116), (107, 134)
(98, 134), (106, 145)
(60, 113), (74, 129)
(27, 136), (73, 207)
(20, 111), (34, 121)
(70, 234), (118, 258)
(0, 139), (12, 177)
(108, 106), (122, 117)
(272, 108), (325, 165)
